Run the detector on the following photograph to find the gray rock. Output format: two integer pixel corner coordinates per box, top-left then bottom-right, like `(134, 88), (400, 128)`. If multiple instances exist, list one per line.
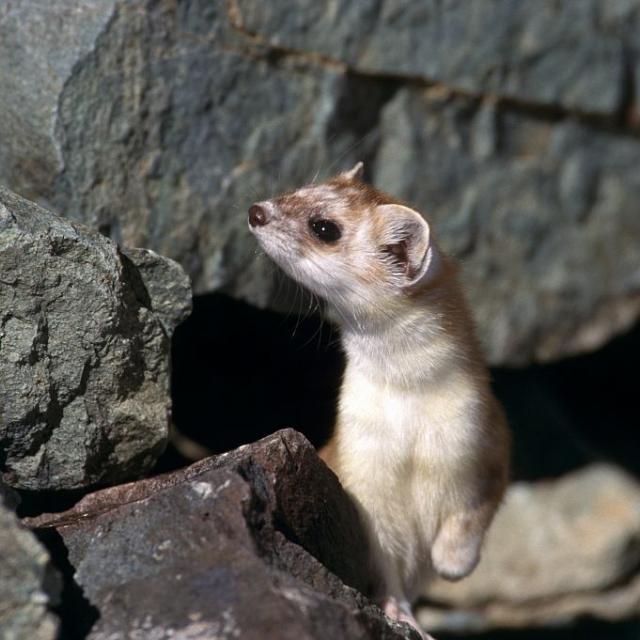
(0, 0), (115, 203)
(0, 187), (191, 490)
(417, 464), (640, 632)
(374, 88), (640, 364)
(0, 0), (367, 306)
(233, 0), (631, 117)
(2, 0), (639, 366)
(0, 489), (60, 640)
(121, 247), (193, 338)
(26, 430), (419, 640)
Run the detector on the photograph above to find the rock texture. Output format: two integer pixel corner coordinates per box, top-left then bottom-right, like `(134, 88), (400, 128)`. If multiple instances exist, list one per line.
(0, 487), (60, 640)
(232, 0), (640, 365)
(417, 464), (640, 632)
(2, 1), (640, 364)
(0, 187), (191, 490)
(26, 429), (418, 640)
(374, 88), (640, 364)
(0, 0), (364, 308)
(233, 0), (635, 116)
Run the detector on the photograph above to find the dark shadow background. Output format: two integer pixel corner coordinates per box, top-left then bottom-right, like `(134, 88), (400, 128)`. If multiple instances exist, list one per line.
(168, 293), (640, 486)
(166, 292), (640, 640)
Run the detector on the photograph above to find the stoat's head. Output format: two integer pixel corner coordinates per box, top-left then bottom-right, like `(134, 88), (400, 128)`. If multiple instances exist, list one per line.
(248, 163), (440, 324)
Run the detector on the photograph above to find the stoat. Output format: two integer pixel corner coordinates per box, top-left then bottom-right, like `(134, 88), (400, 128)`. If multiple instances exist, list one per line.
(248, 163), (510, 639)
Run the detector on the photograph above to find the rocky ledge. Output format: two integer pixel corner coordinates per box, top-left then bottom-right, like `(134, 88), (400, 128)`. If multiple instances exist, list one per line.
(24, 429), (419, 640)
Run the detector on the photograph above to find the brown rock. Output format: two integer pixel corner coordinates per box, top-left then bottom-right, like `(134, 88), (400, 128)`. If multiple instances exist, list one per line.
(26, 429), (419, 640)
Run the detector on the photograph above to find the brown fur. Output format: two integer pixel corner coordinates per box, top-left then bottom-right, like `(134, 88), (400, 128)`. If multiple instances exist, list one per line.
(249, 166), (511, 640)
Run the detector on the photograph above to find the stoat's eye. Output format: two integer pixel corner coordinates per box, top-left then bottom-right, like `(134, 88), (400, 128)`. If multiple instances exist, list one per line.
(309, 218), (341, 243)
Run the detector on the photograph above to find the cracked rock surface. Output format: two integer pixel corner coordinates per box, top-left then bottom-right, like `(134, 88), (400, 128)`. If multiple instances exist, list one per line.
(0, 0), (368, 309)
(0, 187), (191, 490)
(26, 429), (418, 640)
(2, 0), (640, 364)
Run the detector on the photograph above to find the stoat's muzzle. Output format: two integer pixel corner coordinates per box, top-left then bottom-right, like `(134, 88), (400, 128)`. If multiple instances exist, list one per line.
(248, 200), (279, 229)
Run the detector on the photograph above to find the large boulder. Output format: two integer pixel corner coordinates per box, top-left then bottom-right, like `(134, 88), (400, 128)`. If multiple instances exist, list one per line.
(0, 487), (60, 640)
(0, 187), (191, 490)
(25, 429), (419, 640)
(0, 0), (367, 307)
(1, 0), (639, 365)
(232, 0), (637, 116)
(374, 88), (640, 364)
(417, 464), (640, 632)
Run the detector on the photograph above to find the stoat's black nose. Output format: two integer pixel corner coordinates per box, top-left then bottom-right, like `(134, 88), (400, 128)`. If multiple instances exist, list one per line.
(248, 204), (269, 227)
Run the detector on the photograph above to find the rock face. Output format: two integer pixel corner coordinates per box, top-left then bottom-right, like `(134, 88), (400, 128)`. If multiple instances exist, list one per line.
(2, 1), (639, 364)
(234, 1), (635, 116)
(374, 88), (640, 364)
(0, 0), (366, 309)
(417, 464), (640, 632)
(26, 429), (418, 640)
(0, 487), (60, 640)
(0, 187), (191, 490)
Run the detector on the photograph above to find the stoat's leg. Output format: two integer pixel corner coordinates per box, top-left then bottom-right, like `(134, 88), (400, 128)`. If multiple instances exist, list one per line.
(317, 437), (337, 472)
(431, 501), (496, 581)
(318, 426), (344, 474)
(380, 597), (436, 640)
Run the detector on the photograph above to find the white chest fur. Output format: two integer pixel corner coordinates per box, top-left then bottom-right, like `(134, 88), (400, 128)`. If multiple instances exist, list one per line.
(334, 328), (485, 595)
(338, 362), (480, 508)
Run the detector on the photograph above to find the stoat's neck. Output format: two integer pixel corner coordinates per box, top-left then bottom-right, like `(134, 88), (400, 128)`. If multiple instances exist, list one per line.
(337, 296), (459, 390)
(327, 252), (486, 390)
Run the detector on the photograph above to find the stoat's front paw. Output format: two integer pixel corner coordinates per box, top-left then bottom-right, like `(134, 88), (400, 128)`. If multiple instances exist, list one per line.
(431, 534), (481, 581)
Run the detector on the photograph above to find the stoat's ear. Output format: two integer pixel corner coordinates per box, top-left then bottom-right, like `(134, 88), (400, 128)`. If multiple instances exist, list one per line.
(342, 161), (364, 182)
(376, 204), (436, 287)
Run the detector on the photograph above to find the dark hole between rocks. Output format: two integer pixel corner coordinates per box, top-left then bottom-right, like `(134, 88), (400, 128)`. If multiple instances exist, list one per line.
(17, 487), (90, 519)
(167, 293), (640, 484)
(163, 293), (344, 471)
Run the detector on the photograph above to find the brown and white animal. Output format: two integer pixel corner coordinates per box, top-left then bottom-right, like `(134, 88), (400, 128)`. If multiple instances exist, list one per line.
(248, 163), (510, 638)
